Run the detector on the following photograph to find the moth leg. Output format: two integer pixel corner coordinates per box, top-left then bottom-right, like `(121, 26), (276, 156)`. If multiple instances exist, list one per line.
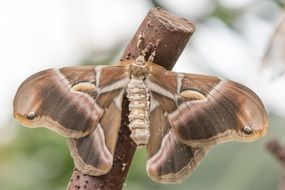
(137, 32), (145, 54)
(136, 32), (158, 63)
(147, 48), (156, 63)
(135, 33), (147, 65)
(137, 32), (153, 55)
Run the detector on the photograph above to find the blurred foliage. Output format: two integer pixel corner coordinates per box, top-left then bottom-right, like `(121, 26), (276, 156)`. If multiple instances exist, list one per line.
(0, 115), (284, 190)
(126, 114), (285, 190)
(0, 121), (73, 190)
(211, 5), (240, 26)
(80, 42), (125, 66)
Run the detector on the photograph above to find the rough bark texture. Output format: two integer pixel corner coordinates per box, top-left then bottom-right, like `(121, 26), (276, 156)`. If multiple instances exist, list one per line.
(121, 8), (195, 70)
(67, 7), (195, 190)
(267, 140), (285, 190)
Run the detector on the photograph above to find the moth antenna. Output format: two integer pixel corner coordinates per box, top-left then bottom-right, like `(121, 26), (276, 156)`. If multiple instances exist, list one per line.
(141, 47), (147, 57)
(148, 49), (156, 63)
(147, 39), (160, 62)
(137, 33), (145, 56)
(136, 33), (157, 63)
(136, 32), (149, 65)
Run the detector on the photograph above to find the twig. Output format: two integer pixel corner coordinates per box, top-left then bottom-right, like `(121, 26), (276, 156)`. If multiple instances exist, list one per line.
(267, 139), (285, 190)
(67, 7), (195, 190)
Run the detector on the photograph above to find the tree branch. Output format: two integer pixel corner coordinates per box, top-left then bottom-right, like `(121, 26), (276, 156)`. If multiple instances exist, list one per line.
(267, 139), (285, 190)
(67, 7), (195, 190)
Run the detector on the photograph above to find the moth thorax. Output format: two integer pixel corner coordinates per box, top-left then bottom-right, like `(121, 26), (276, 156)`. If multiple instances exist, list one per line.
(126, 78), (150, 147)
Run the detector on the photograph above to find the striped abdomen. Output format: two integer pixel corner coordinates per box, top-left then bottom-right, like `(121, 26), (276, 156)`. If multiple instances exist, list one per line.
(126, 78), (150, 147)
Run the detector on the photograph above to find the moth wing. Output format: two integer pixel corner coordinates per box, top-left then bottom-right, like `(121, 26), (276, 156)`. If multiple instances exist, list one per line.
(146, 99), (209, 183)
(13, 65), (129, 138)
(146, 65), (268, 183)
(68, 93), (124, 175)
(147, 65), (268, 147)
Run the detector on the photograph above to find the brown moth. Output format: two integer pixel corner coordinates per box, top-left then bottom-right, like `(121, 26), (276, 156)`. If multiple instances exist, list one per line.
(13, 34), (268, 183)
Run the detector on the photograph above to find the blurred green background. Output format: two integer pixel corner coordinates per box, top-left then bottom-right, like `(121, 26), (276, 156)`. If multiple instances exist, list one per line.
(1, 0), (285, 189)
(1, 115), (284, 190)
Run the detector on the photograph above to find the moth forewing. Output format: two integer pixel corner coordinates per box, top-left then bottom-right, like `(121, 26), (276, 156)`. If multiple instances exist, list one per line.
(148, 67), (268, 147)
(13, 68), (104, 138)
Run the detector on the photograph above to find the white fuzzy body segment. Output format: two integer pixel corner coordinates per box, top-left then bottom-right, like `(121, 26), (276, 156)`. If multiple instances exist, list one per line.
(126, 78), (150, 147)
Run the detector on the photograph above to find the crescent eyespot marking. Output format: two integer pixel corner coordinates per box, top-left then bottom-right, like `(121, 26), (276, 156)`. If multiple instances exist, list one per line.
(180, 89), (206, 101)
(72, 82), (97, 92)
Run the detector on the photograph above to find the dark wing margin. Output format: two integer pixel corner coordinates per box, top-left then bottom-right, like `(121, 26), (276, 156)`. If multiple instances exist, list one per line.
(146, 95), (209, 183)
(13, 66), (128, 138)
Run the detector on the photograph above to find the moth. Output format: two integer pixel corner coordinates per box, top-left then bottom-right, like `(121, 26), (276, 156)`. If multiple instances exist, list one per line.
(13, 34), (268, 183)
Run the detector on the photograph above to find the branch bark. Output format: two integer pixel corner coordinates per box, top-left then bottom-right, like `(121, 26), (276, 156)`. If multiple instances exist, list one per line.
(67, 7), (195, 190)
(267, 140), (285, 190)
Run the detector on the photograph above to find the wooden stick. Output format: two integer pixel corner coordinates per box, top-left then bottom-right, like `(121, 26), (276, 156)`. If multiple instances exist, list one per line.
(67, 7), (195, 190)
(267, 139), (285, 190)
(267, 140), (285, 168)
